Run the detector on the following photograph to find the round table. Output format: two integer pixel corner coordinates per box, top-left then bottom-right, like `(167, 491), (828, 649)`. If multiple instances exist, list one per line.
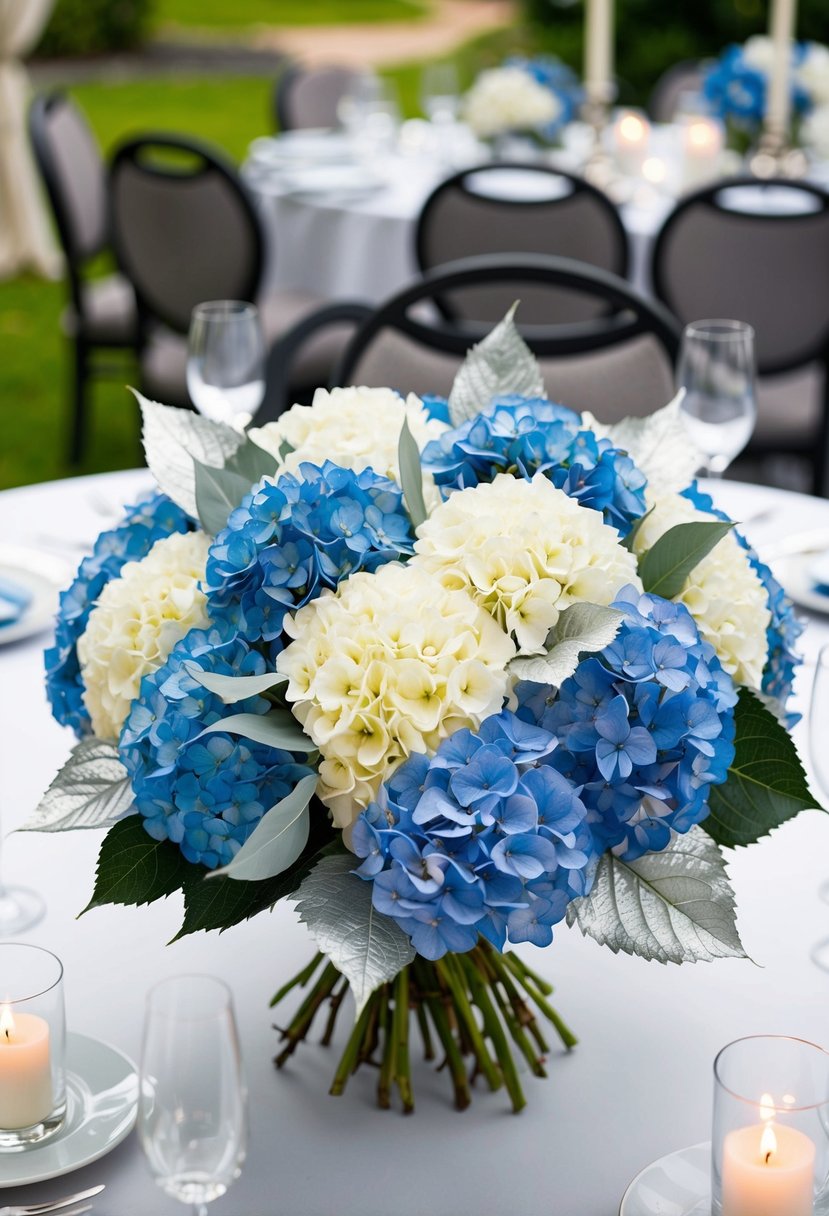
(1, 471), (828, 1216)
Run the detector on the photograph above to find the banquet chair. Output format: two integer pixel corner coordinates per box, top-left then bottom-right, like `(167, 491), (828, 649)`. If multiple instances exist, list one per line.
(648, 60), (705, 122)
(28, 92), (139, 464)
(650, 176), (829, 495)
(414, 164), (629, 325)
(109, 135), (356, 409)
(273, 63), (359, 131)
(260, 254), (681, 421)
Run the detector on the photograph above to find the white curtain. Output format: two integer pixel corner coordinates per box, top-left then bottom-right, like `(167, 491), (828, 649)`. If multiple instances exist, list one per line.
(0, 0), (61, 280)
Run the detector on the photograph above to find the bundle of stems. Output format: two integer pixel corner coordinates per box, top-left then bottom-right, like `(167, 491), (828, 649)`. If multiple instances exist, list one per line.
(270, 941), (577, 1113)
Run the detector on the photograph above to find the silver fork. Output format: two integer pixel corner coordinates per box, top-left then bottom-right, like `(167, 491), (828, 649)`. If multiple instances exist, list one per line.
(0, 1185), (104, 1216)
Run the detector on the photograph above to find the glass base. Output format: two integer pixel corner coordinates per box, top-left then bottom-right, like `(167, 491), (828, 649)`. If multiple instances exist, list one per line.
(812, 936), (829, 972)
(0, 886), (46, 935)
(0, 1101), (66, 1151)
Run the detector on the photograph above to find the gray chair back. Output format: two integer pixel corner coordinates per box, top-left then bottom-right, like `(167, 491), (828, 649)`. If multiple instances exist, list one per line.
(274, 64), (358, 131)
(109, 135), (264, 334)
(415, 164), (629, 325)
(648, 60), (704, 122)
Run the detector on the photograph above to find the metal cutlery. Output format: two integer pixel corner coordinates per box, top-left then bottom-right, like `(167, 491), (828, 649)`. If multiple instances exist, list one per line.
(0, 1185), (104, 1216)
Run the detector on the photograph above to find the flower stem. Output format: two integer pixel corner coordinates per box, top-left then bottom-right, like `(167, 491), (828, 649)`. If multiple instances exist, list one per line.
(393, 969), (414, 1114)
(378, 984), (396, 1110)
(269, 951), (324, 1007)
(274, 962), (339, 1067)
(458, 953), (527, 1113)
(329, 997), (374, 1097)
(436, 956), (501, 1093)
(320, 979), (348, 1047)
(414, 960), (471, 1111)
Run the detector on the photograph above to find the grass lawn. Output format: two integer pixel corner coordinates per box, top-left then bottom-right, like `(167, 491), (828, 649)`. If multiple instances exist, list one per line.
(155, 0), (430, 30)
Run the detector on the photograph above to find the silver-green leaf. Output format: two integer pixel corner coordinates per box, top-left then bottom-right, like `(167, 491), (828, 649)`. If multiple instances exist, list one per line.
(566, 827), (746, 964)
(223, 437), (278, 485)
(509, 603), (625, 687)
(207, 773), (317, 881)
(136, 391), (242, 518)
(193, 458), (256, 537)
(596, 391), (704, 498)
(447, 302), (544, 426)
(199, 711), (312, 753)
(397, 418), (428, 528)
(20, 738), (136, 832)
(294, 854), (416, 1014)
(184, 664), (287, 704)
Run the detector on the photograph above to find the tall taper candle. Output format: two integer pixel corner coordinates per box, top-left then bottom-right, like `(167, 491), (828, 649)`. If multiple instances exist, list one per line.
(584, 0), (613, 105)
(767, 0), (797, 140)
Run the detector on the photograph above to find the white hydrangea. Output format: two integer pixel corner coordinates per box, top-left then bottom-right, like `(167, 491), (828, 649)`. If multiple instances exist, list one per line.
(631, 492), (770, 688)
(277, 562), (515, 829)
(796, 42), (829, 106)
(462, 66), (560, 139)
(78, 532), (211, 739)
(249, 386), (447, 508)
(412, 473), (640, 656)
(742, 34), (776, 75)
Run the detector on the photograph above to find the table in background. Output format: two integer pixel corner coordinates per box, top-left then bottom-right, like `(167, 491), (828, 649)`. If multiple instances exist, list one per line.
(1, 471), (828, 1216)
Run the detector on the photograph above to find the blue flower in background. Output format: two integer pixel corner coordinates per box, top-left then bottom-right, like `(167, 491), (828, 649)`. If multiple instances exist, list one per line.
(517, 585), (737, 861)
(681, 483), (802, 718)
(204, 461), (415, 652)
(508, 55), (584, 136)
(44, 492), (193, 738)
(120, 620), (313, 869)
(352, 709), (597, 960)
(421, 395), (647, 536)
(703, 43), (813, 128)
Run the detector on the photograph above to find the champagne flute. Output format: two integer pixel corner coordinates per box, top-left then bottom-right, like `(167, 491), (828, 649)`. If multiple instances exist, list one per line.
(139, 975), (247, 1216)
(187, 301), (265, 431)
(810, 645), (829, 970)
(677, 319), (757, 477)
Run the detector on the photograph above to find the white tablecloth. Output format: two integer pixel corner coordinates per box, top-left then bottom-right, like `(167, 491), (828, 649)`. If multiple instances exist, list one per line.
(1, 471), (828, 1216)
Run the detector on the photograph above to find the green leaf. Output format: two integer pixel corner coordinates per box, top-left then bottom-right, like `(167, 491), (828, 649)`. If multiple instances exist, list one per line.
(20, 738), (135, 832)
(638, 520), (733, 599)
(278, 438), (294, 462)
(83, 817), (190, 914)
(566, 826), (746, 964)
(447, 302), (544, 426)
(704, 688), (820, 848)
(207, 773), (318, 881)
(509, 603), (624, 687)
(193, 458), (254, 537)
(397, 418), (428, 529)
(184, 664), (287, 704)
(223, 437), (278, 486)
(620, 505), (654, 552)
(199, 711), (312, 753)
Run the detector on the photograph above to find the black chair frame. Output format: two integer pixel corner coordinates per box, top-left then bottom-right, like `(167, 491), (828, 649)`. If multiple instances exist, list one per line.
(273, 62), (302, 132)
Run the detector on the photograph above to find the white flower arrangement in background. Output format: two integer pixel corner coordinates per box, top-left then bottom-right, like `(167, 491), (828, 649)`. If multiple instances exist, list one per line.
(462, 64), (561, 139)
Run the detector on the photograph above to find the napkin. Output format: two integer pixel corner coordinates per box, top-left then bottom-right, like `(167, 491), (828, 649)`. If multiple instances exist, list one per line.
(0, 575), (32, 627)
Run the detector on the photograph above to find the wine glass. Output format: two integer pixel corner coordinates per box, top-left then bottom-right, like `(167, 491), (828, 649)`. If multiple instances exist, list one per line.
(0, 780), (45, 934)
(187, 301), (265, 431)
(809, 645), (829, 970)
(677, 319), (757, 477)
(139, 975), (247, 1216)
(420, 62), (461, 126)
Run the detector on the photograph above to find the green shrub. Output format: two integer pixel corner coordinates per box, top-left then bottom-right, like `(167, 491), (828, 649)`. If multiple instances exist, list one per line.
(36, 0), (153, 58)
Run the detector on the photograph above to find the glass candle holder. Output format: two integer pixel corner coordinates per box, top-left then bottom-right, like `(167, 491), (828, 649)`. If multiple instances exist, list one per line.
(0, 944), (66, 1149)
(712, 1035), (829, 1216)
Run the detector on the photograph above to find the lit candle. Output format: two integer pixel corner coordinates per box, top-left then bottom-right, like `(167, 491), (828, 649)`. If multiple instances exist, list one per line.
(767, 0), (797, 140)
(613, 111), (650, 176)
(721, 1093), (815, 1216)
(681, 116), (724, 189)
(584, 0), (614, 106)
(0, 1004), (53, 1129)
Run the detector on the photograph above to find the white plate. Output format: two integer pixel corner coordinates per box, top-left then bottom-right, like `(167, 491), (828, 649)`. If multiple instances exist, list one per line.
(0, 545), (69, 647)
(272, 163), (386, 200)
(248, 131), (358, 167)
(0, 1033), (138, 1187)
(620, 1142), (711, 1216)
(775, 551), (829, 616)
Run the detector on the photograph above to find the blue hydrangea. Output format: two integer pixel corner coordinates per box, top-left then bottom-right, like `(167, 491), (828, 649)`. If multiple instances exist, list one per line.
(517, 586), (737, 862)
(682, 483), (802, 716)
(120, 621), (313, 869)
(703, 43), (812, 129)
(352, 709), (597, 960)
(45, 492), (193, 737)
(508, 55), (584, 135)
(203, 461), (415, 650)
(420, 395), (647, 536)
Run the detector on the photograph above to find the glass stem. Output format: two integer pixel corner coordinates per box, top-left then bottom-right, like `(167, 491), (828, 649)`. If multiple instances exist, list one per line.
(192, 1205), (208, 1216)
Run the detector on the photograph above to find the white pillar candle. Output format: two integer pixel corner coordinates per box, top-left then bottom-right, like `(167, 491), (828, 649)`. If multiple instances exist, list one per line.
(681, 117), (724, 189)
(722, 1121), (815, 1216)
(767, 0), (797, 138)
(584, 0), (614, 104)
(0, 1005), (53, 1129)
(613, 111), (650, 176)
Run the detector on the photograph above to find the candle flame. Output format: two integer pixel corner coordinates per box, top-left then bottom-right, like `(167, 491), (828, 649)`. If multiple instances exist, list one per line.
(0, 1004), (13, 1041)
(688, 121), (715, 149)
(642, 157), (666, 184)
(760, 1092), (776, 1122)
(761, 1122), (777, 1165)
(619, 114), (647, 144)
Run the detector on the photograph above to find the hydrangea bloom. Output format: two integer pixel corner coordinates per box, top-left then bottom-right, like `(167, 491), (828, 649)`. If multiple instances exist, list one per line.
(78, 531), (210, 739)
(120, 622), (313, 868)
(204, 462), (415, 650)
(352, 710), (596, 960)
(412, 472), (641, 655)
(518, 586), (737, 861)
(421, 395), (648, 535)
(462, 65), (560, 138)
(703, 38), (812, 128)
(277, 561), (515, 829)
(45, 492), (192, 737)
(631, 491), (770, 689)
(510, 56), (584, 134)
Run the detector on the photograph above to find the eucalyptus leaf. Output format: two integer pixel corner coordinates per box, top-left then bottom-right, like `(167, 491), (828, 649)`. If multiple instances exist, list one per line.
(20, 738), (135, 833)
(566, 826), (746, 964)
(704, 688), (820, 848)
(193, 459), (256, 537)
(184, 664), (287, 704)
(447, 302), (544, 427)
(398, 418), (428, 528)
(207, 773), (317, 882)
(509, 603), (624, 687)
(599, 391), (705, 497)
(136, 391), (242, 518)
(294, 854), (416, 1014)
(199, 711), (312, 753)
(223, 437), (278, 486)
(638, 520), (733, 599)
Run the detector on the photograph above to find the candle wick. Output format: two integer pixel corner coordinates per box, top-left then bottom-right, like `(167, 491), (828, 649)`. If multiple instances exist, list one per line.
(765, 1150), (772, 1165)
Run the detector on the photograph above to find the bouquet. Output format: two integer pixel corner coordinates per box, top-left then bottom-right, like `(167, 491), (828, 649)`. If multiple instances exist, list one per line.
(462, 57), (581, 145)
(33, 312), (815, 1114)
(703, 35), (829, 151)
